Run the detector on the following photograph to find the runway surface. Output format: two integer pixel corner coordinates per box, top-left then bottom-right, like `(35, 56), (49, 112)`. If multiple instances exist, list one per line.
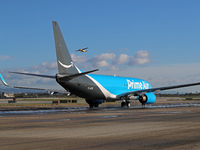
(0, 100), (200, 149)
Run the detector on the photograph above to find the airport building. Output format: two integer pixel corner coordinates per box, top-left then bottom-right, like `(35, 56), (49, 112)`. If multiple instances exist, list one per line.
(0, 92), (14, 98)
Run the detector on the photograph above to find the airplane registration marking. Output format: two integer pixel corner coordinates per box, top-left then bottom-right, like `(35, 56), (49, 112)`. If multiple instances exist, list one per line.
(127, 79), (149, 90)
(88, 87), (93, 90)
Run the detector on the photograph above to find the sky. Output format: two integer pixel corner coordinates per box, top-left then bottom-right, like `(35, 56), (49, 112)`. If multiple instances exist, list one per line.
(1, 0), (200, 93)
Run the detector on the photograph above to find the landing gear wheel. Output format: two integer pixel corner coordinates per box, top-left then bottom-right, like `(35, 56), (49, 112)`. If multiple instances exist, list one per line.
(121, 101), (131, 108)
(126, 101), (130, 108)
(121, 101), (126, 107)
(89, 103), (94, 108)
(94, 101), (99, 107)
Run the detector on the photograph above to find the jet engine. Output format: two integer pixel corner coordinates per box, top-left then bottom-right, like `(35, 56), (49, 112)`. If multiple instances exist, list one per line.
(139, 92), (156, 104)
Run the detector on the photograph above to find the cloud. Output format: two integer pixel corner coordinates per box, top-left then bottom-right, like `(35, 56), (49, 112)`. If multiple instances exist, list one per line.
(2, 60), (200, 93)
(1, 66), (59, 88)
(0, 55), (11, 61)
(128, 50), (151, 66)
(88, 53), (116, 62)
(97, 63), (200, 92)
(30, 62), (57, 72)
(41, 62), (57, 70)
(112, 54), (130, 65)
(75, 51), (152, 70)
(92, 60), (110, 68)
(71, 53), (87, 63)
(109, 65), (119, 71)
(95, 53), (116, 60)
(87, 53), (116, 68)
(1, 51), (153, 88)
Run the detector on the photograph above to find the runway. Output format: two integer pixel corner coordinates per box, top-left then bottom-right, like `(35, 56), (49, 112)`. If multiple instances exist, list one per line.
(0, 100), (200, 149)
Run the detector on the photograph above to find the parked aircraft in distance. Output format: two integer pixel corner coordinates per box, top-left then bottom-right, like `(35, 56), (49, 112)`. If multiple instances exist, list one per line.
(1, 21), (200, 108)
(76, 47), (88, 52)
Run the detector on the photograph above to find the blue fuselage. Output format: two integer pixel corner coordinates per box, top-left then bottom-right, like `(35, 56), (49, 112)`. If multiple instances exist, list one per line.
(58, 74), (152, 101)
(89, 74), (152, 96)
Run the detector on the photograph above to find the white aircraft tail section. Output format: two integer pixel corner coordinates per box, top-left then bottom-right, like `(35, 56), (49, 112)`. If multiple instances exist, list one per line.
(52, 21), (80, 75)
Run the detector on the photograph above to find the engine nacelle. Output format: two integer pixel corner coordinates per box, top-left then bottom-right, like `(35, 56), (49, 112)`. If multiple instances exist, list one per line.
(139, 92), (156, 104)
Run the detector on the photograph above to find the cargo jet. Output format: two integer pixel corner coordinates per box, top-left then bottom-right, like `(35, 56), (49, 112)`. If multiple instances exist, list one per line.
(1, 21), (200, 108)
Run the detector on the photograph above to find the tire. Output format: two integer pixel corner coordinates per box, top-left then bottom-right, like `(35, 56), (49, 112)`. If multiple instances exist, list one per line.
(94, 101), (99, 107)
(121, 101), (126, 107)
(89, 103), (93, 108)
(127, 101), (130, 108)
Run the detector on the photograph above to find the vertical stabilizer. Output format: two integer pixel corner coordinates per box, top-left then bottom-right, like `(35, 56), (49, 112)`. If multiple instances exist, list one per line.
(52, 21), (79, 75)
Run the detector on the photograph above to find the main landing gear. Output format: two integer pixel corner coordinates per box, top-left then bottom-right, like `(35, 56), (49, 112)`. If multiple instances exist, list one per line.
(88, 101), (99, 108)
(121, 100), (131, 108)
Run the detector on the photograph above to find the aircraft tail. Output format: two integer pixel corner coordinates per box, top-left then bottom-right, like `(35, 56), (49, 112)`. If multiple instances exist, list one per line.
(52, 21), (80, 75)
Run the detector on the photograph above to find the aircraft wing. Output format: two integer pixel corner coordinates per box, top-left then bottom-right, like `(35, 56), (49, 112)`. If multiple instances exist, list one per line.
(0, 74), (68, 95)
(9, 71), (56, 79)
(117, 82), (200, 97)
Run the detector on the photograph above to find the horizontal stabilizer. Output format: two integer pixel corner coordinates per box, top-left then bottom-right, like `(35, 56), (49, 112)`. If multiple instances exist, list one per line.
(57, 69), (99, 81)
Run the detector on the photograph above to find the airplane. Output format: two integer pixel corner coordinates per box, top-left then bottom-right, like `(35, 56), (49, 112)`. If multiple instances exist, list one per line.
(1, 21), (200, 108)
(76, 47), (88, 52)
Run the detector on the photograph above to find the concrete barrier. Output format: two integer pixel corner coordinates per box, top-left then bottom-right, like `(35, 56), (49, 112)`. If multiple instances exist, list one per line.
(60, 100), (68, 103)
(52, 100), (77, 105)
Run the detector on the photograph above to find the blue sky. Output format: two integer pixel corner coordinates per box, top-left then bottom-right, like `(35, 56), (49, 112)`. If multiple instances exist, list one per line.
(1, 0), (200, 93)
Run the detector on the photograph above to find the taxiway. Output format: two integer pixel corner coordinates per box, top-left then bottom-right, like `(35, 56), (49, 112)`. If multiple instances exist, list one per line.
(0, 98), (200, 150)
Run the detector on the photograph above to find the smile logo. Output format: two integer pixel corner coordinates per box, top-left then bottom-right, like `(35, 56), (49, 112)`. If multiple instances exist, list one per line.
(58, 61), (73, 68)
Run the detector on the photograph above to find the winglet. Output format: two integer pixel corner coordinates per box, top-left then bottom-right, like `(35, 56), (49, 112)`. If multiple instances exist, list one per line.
(0, 74), (9, 87)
